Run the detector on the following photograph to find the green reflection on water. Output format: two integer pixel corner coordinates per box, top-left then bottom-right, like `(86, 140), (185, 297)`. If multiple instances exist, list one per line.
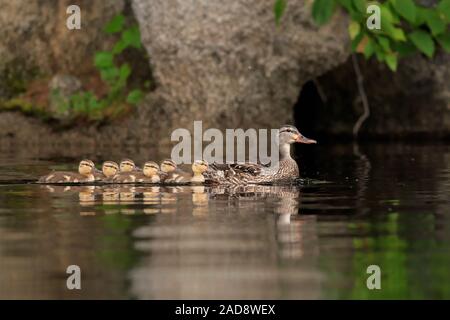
(328, 212), (450, 299)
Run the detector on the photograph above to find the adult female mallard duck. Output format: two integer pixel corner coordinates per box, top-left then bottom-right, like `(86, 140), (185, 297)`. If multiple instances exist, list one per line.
(37, 159), (96, 184)
(160, 159), (209, 184)
(206, 125), (316, 185)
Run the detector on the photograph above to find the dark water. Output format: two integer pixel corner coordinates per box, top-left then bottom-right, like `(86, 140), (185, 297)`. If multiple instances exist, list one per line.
(0, 143), (449, 299)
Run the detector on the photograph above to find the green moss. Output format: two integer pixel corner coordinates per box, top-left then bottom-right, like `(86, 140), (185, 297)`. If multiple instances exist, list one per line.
(0, 60), (40, 99)
(0, 98), (50, 120)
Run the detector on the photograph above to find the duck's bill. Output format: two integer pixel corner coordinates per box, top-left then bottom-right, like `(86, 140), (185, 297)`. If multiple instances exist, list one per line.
(295, 135), (317, 144)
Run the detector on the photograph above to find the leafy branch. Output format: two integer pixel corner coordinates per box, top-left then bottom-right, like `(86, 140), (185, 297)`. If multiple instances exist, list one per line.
(275, 0), (450, 71)
(53, 14), (146, 121)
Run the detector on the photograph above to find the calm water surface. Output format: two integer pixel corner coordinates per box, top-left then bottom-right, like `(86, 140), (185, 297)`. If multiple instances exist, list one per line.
(0, 143), (449, 299)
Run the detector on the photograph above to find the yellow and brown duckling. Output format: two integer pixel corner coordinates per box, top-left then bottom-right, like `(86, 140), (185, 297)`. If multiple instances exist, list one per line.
(137, 161), (161, 183)
(161, 159), (209, 184)
(37, 159), (96, 184)
(191, 160), (209, 183)
(94, 161), (119, 182)
(112, 161), (160, 183)
(119, 159), (141, 172)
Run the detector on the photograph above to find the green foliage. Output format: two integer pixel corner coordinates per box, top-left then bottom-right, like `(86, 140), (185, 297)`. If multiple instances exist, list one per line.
(274, 0), (450, 72)
(313, 0), (337, 25)
(274, 0), (287, 25)
(54, 14), (145, 121)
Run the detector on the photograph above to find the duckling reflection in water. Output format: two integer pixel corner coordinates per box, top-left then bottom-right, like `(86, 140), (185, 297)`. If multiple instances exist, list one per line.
(37, 159), (96, 184)
(78, 186), (97, 205)
(119, 186), (137, 203)
(191, 186), (209, 216)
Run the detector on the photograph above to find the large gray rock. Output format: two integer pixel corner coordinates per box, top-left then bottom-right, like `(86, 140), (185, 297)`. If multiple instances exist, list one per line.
(0, 0), (125, 98)
(132, 0), (350, 141)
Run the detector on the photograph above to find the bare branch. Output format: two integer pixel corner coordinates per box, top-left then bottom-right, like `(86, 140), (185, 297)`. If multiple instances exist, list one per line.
(351, 54), (370, 139)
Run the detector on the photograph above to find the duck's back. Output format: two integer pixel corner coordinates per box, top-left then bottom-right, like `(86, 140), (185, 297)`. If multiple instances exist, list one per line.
(206, 159), (299, 185)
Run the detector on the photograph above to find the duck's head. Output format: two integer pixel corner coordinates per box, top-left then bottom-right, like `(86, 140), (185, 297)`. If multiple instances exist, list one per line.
(102, 161), (119, 177)
(160, 159), (177, 173)
(192, 160), (209, 175)
(279, 125), (317, 145)
(78, 159), (95, 176)
(143, 161), (160, 177)
(120, 159), (136, 172)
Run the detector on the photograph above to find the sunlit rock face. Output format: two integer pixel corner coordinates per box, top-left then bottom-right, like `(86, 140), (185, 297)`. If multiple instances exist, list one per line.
(132, 0), (350, 142)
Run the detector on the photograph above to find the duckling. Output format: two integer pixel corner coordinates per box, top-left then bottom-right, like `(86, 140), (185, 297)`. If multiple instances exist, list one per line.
(112, 161), (159, 184)
(134, 161), (161, 183)
(37, 159), (95, 184)
(191, 160), (209, 183)
(161, 159), (209, 184)
(119, 159), (141, 172)
(160, 159), (190, 183)
(99, 161), (119, 182)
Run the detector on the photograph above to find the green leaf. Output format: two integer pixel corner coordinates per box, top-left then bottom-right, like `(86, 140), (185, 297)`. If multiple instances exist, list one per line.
(385, 53), (398, 71)
(94, 51), (114, 69)
(118, 64), (131, 84)
(394, 41), (416, 57)
(425, 10), (446, 35)
(437, 0), (450, 21)
(415, 7), (429, 26)
(349, 21), (361, 40)
(391, 0), (416, 23)
(409, 30), (435, 57)
(100, 67), (119, 83)
(312, 0), (336, 25)
(112, 39), (128, 55)
(363, 38), (375, 58)
(337, 0), (354, 12)
(126, 89), (143, 105)
(374, 45), (385, 61)
(352, 0), (366, 13)
(436, 34), (450, 53)
(121, 26), (142, 49)
(274, 0), (287, 25)
(377, 36), (391, 51)
(382, 18), (407, 41)
(104, 14), (125, 34)
(351, 31), (365, 51)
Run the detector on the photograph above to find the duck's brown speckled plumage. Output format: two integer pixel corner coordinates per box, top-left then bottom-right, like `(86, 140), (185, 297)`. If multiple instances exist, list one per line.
(205, 125), (315, 186)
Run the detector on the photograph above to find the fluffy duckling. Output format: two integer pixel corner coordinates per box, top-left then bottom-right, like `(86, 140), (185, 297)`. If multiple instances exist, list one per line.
(161, 159), (208, 184)
(92, 161), (118, 181)
(160, 159), (189, 183)
(119, 159), (141, 172)
(112, 161), (159, 183)
(191, 160), (209, 183)
(37, 159), (95, 184)
(99, 161), (119, 182)
(135, 161), (161, 183)
(113, 161), (160, 183)
(112, 160), (160, 183)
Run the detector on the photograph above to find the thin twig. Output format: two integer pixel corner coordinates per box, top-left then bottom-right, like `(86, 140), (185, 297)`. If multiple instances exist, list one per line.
(351, 54), (370, 139)
(313, 78), (327, 103)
